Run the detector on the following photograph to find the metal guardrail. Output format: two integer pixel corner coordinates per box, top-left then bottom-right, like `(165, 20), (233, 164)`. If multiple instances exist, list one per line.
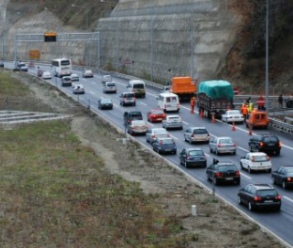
(269, 118), (293, 134)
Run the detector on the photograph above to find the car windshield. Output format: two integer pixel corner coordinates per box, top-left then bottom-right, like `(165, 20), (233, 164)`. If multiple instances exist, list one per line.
(160, 139), (174, 144)
(188, 150), (204, 156)
(218, 165), (236, 171)
(133, 84), (144, 89)
(257, 189), (278, 197)
(101, 99), (112, 104)
(219, 139), (233, 144)
(152, 110), (164, 115)
(263, 136), (278, 142)
(193, 129), (208, 134)
(252, 155), (268, 162)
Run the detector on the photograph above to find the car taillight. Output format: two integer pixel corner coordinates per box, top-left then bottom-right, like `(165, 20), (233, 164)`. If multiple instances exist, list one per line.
(275, 195), (281, 200)
(279, 142), (282, 147)
(215, 172), (222, 177)
(287, 177), (292, 182)
(159, 140), (163, 144)
(124, 97), (126, 101)
(191, 134), (194, 138)
(260, 142), (264, 147)
(134, 97), (136, 101)
(266, 156), (270, 161)
(236, 171), (240, 176)
(254, 196), (262, 201)
(152, 135), (156, 139)
(187, 156), (190, 160)
(234, 143), (237, 147)
(218, 143), (222, 148)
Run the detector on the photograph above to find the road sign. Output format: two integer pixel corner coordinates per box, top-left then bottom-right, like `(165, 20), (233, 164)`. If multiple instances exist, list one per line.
(44, 31), (57, 42)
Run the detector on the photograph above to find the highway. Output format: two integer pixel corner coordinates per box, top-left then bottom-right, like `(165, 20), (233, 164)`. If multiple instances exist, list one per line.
(8, 63), (293, 247)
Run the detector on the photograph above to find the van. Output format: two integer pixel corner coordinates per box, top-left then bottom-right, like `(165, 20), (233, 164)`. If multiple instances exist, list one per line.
(126, 80), (146, 98)
(246, 109), (269, 129)
(157, 92), (180, 112)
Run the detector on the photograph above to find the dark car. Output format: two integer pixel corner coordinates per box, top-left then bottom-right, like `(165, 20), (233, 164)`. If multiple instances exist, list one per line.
(179, 148), (207, 168)
(248, 133), (281, 156)
(272, 166), (293, 189)
(61, 76), (72, 87)
(152, 137), (177, 155)
(238, 184), (281, 212)
(98, 97), (113, 110)
(206, 160), (240, 185)
(123, 111), (143, 126)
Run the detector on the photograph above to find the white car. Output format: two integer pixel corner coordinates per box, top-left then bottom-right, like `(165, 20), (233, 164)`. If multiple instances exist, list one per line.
(162, 115), (183, 130)
(82, 69), (93, 78)
(146, 127), (170, 144)
(102, 75), (112, 85)
(221, 110), (244, 124)
(72, 84), (85, 94)
(42, 71), (52, 79)
(240, 152), (272, 173)
(71, 73), (79, 81)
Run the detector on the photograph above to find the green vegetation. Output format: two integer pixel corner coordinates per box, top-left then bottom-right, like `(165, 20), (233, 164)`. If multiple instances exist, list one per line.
(0, 71), (188, 247)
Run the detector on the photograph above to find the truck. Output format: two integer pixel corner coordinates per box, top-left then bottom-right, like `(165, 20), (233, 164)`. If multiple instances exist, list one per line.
(197, 80), (234, 119)
(169, 76), (196, 102)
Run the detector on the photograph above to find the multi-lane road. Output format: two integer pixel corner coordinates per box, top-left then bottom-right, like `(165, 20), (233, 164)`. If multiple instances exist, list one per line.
(8, 63), (293, 247)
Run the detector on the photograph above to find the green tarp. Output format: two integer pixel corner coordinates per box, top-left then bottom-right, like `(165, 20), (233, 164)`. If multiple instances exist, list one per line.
(198, 80), (234, 100)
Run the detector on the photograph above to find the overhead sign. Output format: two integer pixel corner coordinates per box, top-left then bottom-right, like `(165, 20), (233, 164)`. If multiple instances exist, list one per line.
(44, 31), (57, 42)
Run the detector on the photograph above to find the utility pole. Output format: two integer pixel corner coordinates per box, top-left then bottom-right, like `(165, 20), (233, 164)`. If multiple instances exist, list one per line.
(265, 0), (269, 110)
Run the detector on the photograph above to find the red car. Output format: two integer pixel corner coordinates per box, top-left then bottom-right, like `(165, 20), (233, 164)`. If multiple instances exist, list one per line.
(147, 109), (166, 123)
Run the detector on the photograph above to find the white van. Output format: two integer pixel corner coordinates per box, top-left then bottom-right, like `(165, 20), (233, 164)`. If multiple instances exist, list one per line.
(157, 92), (180, 112)
(126, 80), (146, 98)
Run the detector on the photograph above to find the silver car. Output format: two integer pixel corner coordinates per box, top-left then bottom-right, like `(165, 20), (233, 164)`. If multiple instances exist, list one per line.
(127, 120), (148, 135)
(209, 136), (237, 155)
(103, 82), (117, 93)
(184, 127), (210, 144)
(221, 110), (244, 124)
(162, 115), (183, 130)
(146, 127), (169, 144)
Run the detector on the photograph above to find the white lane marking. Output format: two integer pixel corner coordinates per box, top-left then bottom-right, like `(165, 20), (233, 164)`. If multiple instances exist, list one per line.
(89, 90), (95, 95)
(147, 122), (154, 127)
(140, 102), (147, 106)
(283, 196), (293, 204)
(182, 121), (189, 125)
(204, 153), (210, 158)
(113, 103), (120, 108)
(240, 172), (252, 180)
(237, 146), (249, 153)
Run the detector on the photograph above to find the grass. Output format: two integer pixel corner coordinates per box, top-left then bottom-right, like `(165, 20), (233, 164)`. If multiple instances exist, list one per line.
(0, 72), (188, 247)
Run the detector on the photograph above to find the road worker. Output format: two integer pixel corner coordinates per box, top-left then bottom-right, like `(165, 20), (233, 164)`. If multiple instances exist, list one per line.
(190, 96), (196, 114)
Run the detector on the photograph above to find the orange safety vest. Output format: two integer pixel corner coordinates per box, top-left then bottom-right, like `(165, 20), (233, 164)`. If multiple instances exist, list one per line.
(190, 99), (195, 107)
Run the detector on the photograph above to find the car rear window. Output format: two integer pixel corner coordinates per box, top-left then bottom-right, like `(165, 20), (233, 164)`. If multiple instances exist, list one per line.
(218, 165), (237, 172)
(107, 83), (116, 87)
(219, 139), (233, 144)
(161, 139), (174, 144)
(256, 189), (278, 197)
(102, 99), (112, 104)
(188, 150), (204, 156)
(166, 97), (177, 103)
(133, 84), (144, 89)
(152, 110), (164, 115)
(193, 129), (208, 134)
(125, 94), (134, 98)
(130, 112), (142, 117)
(252, 155), (268, 162)
(263, 136), (278, 142)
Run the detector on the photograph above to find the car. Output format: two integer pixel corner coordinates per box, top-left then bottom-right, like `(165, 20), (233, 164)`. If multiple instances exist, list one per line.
(248, 133), (281, 156)
(119, 92), (136, 106)
(127, 120), (148, 135)
(98, 97), (113, 110)
(179, 148), (207, 168)
(61, 76), (72, 87)
(272, 166), (293, 189)
(42, 71), (52, 79)
(82, 69), (93, 78)
(72, 84), (85, 94)
(209, 136), (236, 155)
(221, 110), (244, 124)
(71, 73), (79, 81)
(146, 127), (170, 144)
(238, 184), (281, 212)
(103, 82), (117, 94)
(162, 115), (183, 130)
(102, 75), (112, 85)
(184, 127), (210, 144)
(206, 160), (240, 185)
(240, 152), (272, 173)
(20, 65), (28, 72)
(152, 137), (177, 155)
(147, 109), (166, 123)
(123, 111), (143, 126)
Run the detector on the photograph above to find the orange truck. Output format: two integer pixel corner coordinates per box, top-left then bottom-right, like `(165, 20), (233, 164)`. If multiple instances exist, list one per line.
(246, 108), (269, 129)
(170, 76), (196, 101)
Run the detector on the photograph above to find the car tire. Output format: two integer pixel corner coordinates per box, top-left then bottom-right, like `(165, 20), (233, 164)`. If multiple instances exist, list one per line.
(248, 166), (252, 173)
(233, 151), (236, 155)
(248, 202), (253, 211)
(275, 206), (281, 212)
(184, 136), (188, 142)
(173, 151), (177, 155)
(146, 138), (149, 143)
(282, 181), (287, 189)
(272, 177), (277, 185)
(267, 168), (271, 173)
(215, 149), (219, 156)
(240, 162), (243, 170)
(235, 179), (240, 185)
(275, 150), (280, 156)
(238, 196), (242, 205)
(210, 147), (213, 153)
(206, 173), (210, 181)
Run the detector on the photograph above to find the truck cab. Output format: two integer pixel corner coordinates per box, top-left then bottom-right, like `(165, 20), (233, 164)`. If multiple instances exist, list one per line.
(246, 109), (269, 129)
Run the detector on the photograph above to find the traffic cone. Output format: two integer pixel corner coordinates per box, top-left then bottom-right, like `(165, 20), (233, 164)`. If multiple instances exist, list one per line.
(200, 110), (204, 118)
(212, 113), (216, 123)
(232, 122), (236, 131)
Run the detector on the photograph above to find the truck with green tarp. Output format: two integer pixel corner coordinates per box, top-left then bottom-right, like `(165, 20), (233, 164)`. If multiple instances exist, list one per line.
(197, 80), (234, 118)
